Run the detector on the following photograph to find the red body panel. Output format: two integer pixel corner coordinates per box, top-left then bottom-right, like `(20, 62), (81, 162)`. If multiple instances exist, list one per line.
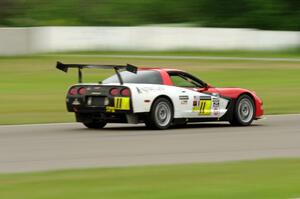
(204, 87), (264, 118)
(139, 68), (264, 118)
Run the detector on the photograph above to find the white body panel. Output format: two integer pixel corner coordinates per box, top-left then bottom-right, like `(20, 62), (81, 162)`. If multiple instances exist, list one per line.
(110, 83), (229, 119)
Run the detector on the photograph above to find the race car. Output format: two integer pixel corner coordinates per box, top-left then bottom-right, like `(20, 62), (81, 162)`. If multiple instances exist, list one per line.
(57, 62), (263, 130)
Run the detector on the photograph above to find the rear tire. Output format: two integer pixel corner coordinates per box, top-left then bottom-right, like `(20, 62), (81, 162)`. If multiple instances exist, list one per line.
(230, 95), (255, 126)
(145, 98), (173, 130)
(83, 121), (107, 129)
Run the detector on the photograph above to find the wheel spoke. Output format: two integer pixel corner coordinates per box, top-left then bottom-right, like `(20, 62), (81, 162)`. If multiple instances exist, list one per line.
(238, 98), (254, 123)
(155, 102), (171, 126)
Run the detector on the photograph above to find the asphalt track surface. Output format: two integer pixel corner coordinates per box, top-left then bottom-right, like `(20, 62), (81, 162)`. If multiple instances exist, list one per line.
(0, 114), (300, 173)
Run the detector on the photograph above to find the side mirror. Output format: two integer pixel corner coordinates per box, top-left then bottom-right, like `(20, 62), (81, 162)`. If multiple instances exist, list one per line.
(206, 83), (212, 88)
(202, 83), (212, 90)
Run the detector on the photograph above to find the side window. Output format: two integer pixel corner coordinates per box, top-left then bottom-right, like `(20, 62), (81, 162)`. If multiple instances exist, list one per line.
(170, 74), (200, 88)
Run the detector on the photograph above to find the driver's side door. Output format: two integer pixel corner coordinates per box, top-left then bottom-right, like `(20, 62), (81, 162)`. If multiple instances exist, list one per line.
(168, 72), (204, 90)
(168, 72), (224, 118)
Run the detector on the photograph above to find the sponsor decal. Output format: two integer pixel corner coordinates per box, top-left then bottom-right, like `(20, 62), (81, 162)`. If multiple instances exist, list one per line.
(211, 98), (220, 116)
(106, 106), (115, 112)
(213, 107), (219, 116)
(179, 95), (189, 100)
(179, 95), (189, 105)
(137, 86), (165, 93)
(106, 97), (130, 112)
(212, 98), (220, 108)
(181, 100), (188, 105)
(114, 97), (130, 110)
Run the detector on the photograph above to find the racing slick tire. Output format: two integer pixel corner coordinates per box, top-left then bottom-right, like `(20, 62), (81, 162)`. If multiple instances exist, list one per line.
(145, 98), (174, 130)
(229, 94), (255, 126)
(83, 121), (107, 129)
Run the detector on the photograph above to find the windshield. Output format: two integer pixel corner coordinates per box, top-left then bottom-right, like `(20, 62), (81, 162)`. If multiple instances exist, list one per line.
(102, 70), (163, 84)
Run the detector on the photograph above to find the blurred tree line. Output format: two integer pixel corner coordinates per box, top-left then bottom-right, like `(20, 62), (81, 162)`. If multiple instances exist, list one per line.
(0, 0), (299, 30)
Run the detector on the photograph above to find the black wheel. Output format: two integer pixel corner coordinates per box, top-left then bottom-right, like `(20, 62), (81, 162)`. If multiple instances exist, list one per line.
(83, 121), (107, 129)
(145, 98), (173, 130)
(230, 95), (255, 126)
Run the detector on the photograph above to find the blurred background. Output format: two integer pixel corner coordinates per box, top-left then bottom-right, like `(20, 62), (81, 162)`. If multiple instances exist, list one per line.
(0, 0), (300, 54)
(1, 2), (300, 198)
(0, 0), (299, 124)
(1, 0), (300, 29)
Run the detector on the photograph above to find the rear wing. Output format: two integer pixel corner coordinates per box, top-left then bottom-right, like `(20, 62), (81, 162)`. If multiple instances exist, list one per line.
(56, 61), (138, 84)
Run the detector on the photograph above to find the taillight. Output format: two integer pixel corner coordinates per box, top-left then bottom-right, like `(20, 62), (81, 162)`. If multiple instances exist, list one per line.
(110, 88), (119, 96)
(78, 87), (87, 95)
(121, 88), (131, 96)
(69, 88), (78, 95)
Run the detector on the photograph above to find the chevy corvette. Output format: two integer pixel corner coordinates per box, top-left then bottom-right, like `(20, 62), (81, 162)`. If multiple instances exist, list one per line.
(57, 62), (263, 130)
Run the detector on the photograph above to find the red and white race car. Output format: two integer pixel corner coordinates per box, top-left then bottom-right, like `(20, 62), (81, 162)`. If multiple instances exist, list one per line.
(57, 62), (263, 130)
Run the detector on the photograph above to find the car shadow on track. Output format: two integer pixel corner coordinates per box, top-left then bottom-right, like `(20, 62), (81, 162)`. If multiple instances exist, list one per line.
(65, 123), (263, 138)
(86, 122), (263, 131)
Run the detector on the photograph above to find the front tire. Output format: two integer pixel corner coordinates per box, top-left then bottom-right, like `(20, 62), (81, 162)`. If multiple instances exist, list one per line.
(145, 98), (173, 130)
(230, 95), (255, 126)
(83, 121), (107, 129)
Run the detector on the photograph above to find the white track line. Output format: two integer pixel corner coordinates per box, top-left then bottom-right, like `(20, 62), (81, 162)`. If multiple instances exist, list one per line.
(43, 54), (300, 62)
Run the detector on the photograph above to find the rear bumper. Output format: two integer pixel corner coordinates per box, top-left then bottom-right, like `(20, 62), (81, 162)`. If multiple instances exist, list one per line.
(67, 95), (134, 123)
(75, 112), (129, 123)
(66, 95), (133, 113)
(68, 104), (132, 114)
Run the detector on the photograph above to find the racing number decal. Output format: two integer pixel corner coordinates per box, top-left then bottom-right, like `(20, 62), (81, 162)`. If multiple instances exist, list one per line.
(193, 96), (212, 115)
(106, 97), (130, 112)
(114, 97), (130, 110)
(199, 99), (211, 115)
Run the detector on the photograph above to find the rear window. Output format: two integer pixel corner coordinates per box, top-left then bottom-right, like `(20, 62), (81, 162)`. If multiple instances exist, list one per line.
(102, 70), (163, 84)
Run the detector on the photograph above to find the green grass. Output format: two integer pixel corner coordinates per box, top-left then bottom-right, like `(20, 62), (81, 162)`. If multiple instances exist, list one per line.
(0, 52), (300, 124)
(1, 159), (300, 199)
